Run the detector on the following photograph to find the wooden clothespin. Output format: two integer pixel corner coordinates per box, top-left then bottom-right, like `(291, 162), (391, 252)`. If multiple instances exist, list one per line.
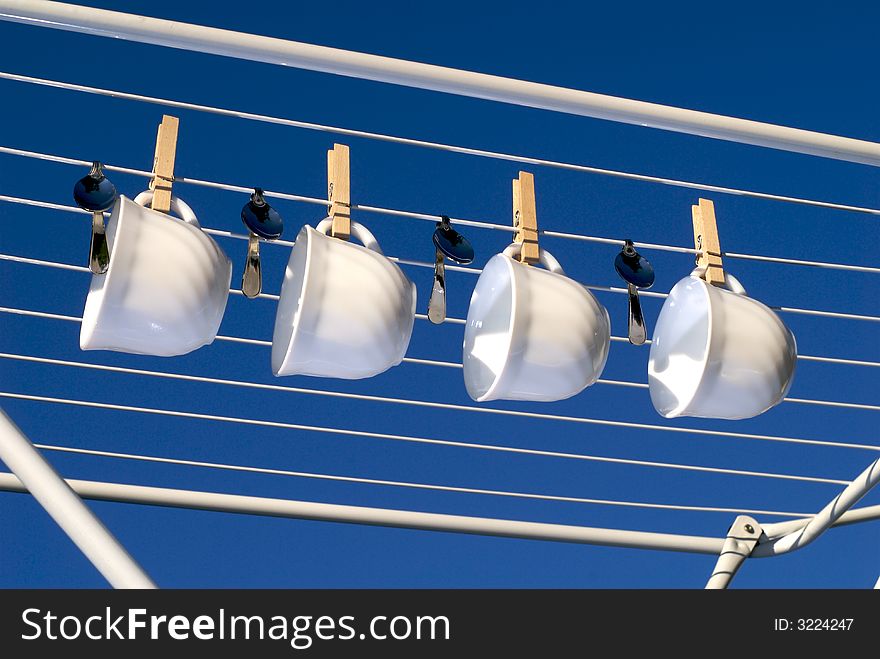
(149, 115), (179, 214)
(327, 143), (351, 240)
(692, 198), (725, 285)
(512, 171), (539, 264)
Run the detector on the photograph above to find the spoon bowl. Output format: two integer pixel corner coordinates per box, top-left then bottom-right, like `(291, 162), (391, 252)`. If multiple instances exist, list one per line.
(433, 217), (474, 265)
(241, 188), (283, 240)
(614, 244), (655, 289)
(73, 162), (117, 212)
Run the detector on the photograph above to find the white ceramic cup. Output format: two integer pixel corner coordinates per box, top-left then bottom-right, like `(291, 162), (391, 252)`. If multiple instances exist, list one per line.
(80, 191), (232, 357)
(462, 243), (611, 403)
(648, 268), (797, 420)
(272, 218), (417, 379)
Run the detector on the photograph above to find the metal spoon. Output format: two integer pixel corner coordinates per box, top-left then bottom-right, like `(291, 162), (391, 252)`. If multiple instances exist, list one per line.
(241, 188), (283, 298)
(428, 215), (474, 324)
(614, 239), (655, 345)
(73, 161), (117, 274)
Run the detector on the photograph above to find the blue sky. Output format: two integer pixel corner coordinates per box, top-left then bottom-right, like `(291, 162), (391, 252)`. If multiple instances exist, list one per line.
(0, 1), (878, 588)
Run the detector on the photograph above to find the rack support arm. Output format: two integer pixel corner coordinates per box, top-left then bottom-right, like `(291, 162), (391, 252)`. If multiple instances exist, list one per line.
(753, 456), (880, 558)
(0, 408), (156, 588)
(3, 1), (880, 166)
(705, 515), (762, 589)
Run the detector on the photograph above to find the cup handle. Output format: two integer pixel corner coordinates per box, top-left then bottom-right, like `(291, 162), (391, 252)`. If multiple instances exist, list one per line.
(689, 266), (746, 295)
(501, 243), (565, 275)
(315, 217), (384, 255)
(133, 191), (201, 228)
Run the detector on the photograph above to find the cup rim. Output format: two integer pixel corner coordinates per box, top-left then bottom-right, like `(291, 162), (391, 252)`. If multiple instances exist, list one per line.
(273, 224), (320, 372)
(81, 195), (133, 345)
(650, 273), (718, 417)
(467, 253), (522, 402)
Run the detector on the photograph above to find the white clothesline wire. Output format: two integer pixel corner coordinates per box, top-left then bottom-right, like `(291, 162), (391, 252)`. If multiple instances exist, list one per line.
(4, 244), (880, 367)
(767, 353), (880, 369)
(0, 305), (472, 364)
(0, 339), (833, 486)
(3, 195), (880, 325)
(5, 298), (877, 368)
(4, 145), (880, 276)
(29, 442), (816, 519)
(33, 440), (848, 487)
(0, 388), (871, 497)
(0, 252), (469, 327)
(4, 250), (880, 369)
(0, 359), (877, 452)
(3, 71), (880, 220)
(0, 236), (880, 350)
(0, 248), (465, 322)
(2, 306), (879, 411)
